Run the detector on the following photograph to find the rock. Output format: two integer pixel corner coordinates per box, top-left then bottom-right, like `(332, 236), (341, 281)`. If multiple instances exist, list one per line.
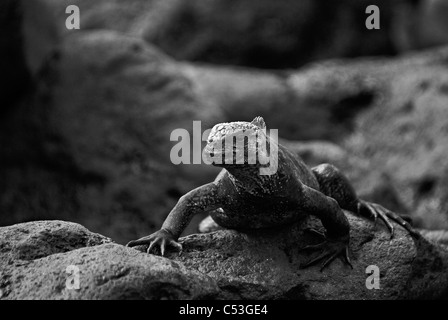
(4, 217), (446, 300)
(173, 212), (448, 299)
(2, 219), (448, 300)
(0, 220), (111, 263)
(0, 221), (219, 300)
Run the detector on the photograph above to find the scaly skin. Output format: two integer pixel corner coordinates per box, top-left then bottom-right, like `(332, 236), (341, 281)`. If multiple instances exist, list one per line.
(127, 116), (418, 270)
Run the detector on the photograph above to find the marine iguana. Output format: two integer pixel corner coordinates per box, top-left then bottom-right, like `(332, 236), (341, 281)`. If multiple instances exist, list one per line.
(127, 116), (417, 270)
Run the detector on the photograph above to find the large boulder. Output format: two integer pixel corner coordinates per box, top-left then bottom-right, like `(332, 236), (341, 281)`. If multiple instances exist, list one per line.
(174, 212), (448, 299)
(1, 219), (447, 299)
(0, 221), (219, 299)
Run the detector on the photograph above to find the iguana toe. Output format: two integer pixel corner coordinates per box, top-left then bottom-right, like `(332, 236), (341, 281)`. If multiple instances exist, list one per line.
(300, 234), (352, 271)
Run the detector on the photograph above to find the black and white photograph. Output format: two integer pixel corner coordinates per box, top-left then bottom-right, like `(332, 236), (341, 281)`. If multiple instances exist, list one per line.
(1, 0), (448, 305)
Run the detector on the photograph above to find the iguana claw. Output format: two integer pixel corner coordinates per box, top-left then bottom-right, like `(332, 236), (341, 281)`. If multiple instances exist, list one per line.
(299, 233), (353, 271)
(358, 200), (420, 240)
(126, 229), (183, 256)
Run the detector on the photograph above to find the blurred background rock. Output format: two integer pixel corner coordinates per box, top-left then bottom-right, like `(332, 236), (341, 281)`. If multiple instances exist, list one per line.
(1, 0), (448, 243)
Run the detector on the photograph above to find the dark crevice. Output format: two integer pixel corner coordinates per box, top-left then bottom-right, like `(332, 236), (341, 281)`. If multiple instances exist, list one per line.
(415, 177), (437, 198)
(330, 91), (375, 127)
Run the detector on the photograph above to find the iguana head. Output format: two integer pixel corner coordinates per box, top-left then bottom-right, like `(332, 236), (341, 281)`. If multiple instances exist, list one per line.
(203, 116), (271, 168)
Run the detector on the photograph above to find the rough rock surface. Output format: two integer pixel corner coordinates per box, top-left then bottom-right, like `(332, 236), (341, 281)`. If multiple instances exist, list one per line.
(0, 221), (219, 299)
(173, 213), (448, 299)
(0, 220), (111, 262)
(1, 219), (447, 300)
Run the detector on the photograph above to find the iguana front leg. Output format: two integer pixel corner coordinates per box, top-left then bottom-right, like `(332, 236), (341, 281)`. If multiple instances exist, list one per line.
(299, 185), (353, 271)
(126, 182), (222, 255)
